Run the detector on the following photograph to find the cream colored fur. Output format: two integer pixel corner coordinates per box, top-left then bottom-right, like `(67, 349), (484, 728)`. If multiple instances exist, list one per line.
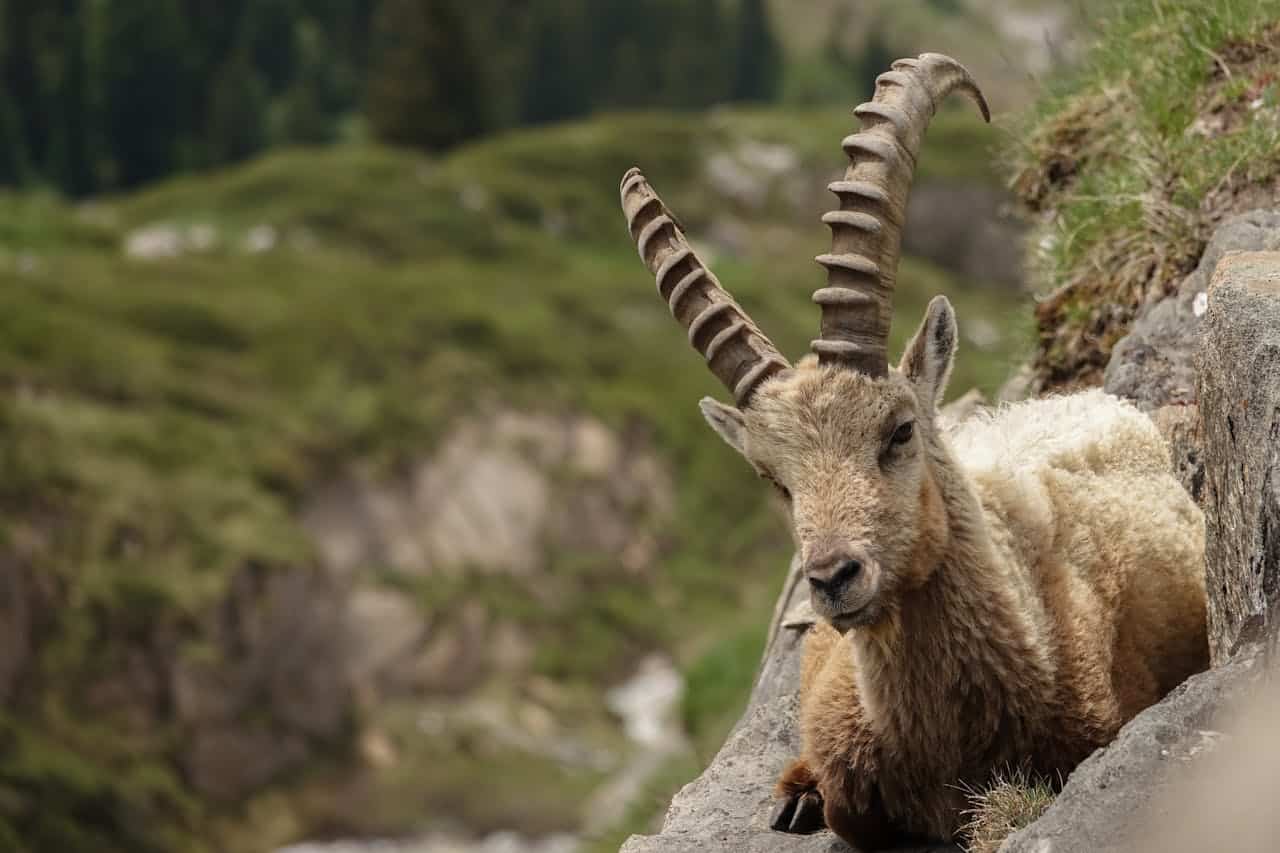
(704, 297), (1208, 845)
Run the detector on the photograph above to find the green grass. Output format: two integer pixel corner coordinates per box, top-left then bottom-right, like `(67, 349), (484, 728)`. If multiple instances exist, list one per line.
(1010, 0), (1280, 387)
(0, 104), (1024, 851)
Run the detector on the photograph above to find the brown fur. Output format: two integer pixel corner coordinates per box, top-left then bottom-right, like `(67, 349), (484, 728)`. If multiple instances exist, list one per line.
(703, 298), (1208, 845)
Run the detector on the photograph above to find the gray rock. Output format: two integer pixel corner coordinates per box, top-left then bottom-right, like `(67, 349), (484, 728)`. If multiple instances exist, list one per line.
(1150, 404), (1205, 506)
(173, 566), (353, 800)
(1197, 251), (1280, 664)
(999, 644), (1268, 853)
(621, 558), (957, 853)
(184, 724), (310, 803)
(1104, 209), (1280, 412)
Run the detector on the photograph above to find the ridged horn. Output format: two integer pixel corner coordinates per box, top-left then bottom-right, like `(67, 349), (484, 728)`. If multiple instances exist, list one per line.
(621, 167), (790, 407)
(814, 52), (990, 377)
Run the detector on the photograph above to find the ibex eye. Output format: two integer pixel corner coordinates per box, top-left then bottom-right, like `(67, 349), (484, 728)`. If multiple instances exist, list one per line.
(891, 421), (915, 446)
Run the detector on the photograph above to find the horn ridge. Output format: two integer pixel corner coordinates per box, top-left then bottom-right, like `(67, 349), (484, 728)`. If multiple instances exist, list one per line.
(620, 168), (791, 406)
(813, 53), (989, 377)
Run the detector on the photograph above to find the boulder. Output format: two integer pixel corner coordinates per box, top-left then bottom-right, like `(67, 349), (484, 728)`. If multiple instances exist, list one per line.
(999, 643), (1268, 853)
(1197, 251), (1280, 664)
(1150, 404), (1205, 506)
(174, 566), (353, 800)
(1104, 209), (1280, 412)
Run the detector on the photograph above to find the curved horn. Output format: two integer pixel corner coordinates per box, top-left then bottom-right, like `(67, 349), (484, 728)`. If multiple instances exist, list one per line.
(814, 52), (990, 377)
(621, 167), (790, 407)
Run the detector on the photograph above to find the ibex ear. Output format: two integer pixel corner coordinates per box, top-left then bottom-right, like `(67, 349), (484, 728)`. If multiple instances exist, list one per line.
(900, 295), (957, 409)
(700, 397), (747, 457)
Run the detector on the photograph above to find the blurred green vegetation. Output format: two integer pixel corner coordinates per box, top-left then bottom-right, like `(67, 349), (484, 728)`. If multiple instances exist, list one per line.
(0, 101), (1025, 850)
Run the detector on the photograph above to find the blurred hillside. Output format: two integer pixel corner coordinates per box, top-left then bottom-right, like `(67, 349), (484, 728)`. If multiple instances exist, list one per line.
(0, 100), (1026, 851)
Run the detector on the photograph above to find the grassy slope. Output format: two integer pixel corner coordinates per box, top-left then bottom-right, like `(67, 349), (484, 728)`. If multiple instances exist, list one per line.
(1011, 0), (1280, 389)
(0, 105), (1024, 851)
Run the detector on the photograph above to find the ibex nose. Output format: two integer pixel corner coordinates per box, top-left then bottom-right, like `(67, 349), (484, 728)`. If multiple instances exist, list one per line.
(805, 549), (865, 596)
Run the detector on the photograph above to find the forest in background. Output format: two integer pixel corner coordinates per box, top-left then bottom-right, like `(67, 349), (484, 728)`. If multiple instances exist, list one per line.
(0, 0), (924, 196)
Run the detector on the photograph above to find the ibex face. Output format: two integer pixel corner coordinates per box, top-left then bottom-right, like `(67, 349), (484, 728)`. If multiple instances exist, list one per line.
(621, 54), (987, 632)
(702, 297), (956, 630)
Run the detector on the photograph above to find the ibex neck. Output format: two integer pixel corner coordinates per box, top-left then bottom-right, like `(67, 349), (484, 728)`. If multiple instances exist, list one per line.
(850, 440), (1055, 771)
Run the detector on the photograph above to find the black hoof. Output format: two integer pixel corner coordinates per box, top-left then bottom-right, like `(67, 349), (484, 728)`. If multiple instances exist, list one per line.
(769, 795), (798, 832)
(790, 791), (825, 833)
(769, 791), (825, 834)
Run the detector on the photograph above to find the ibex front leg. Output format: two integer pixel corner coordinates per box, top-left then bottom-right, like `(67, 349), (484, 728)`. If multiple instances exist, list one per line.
(770, 759), (826, 834)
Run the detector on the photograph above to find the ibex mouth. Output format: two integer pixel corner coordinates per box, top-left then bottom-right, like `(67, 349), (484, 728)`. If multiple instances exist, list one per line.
(831, 602), (883, 633)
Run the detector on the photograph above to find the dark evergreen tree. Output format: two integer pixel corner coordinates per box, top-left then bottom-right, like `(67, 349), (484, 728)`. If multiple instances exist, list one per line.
(588, 0), (645, 109)
(242, 0), (299, 93)
(366, 0), (489, 150)
(207, 50), (269, 164)
(275, 19), (341, 144)
(0, 0), (790, 190)
(179, 0), (250, 166)
(0, 0), (51, 168)
(854, 25), (895, 99)
(45, 0), (96, 195)
(519, 0), (590, 124)
(0, 92), (32, 187)
(100, 0), (190, 187)
(663, 0), (731, 109)
(464, 0), (532, 128)
(730, 0), (782, 103)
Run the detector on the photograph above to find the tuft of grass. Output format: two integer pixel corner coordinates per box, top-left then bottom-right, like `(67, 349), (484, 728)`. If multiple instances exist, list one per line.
(1009, 0), (1280, 390)
(959, 768), (1057, 853)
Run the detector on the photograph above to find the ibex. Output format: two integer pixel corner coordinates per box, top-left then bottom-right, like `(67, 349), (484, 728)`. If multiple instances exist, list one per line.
(619, 54), (1208, 847)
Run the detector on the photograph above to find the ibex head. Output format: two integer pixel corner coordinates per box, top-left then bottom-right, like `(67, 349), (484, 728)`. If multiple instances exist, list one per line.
(622, 54), (989, 631)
